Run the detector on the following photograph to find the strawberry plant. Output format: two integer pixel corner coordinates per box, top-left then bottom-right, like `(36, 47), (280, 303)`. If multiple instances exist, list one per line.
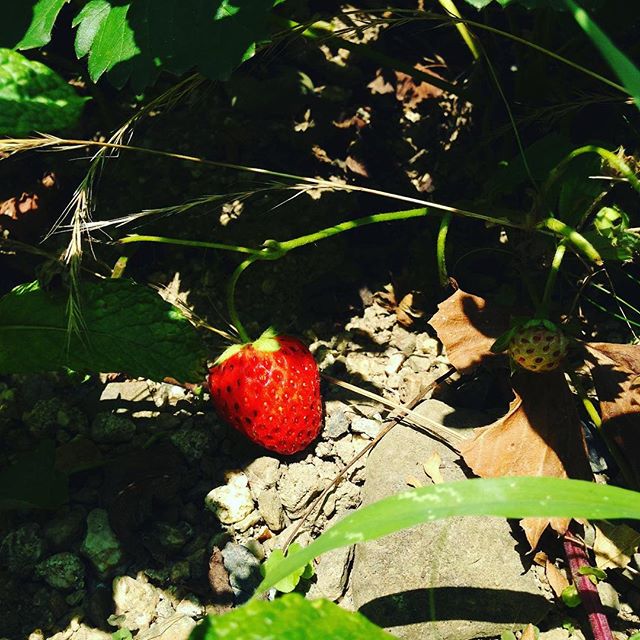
(4, 0), (281, 90)
(0, 0), (639, 639)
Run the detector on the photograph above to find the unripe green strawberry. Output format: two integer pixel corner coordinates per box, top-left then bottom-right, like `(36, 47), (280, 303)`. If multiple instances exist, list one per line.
(207, 331), (322, 455)
(508, 323), (568, 372)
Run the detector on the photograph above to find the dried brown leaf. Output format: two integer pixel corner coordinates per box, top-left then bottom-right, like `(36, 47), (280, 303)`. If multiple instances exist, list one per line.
(345, 155), (369, 178)
(586, 342), (640, 487)
(367, 69), (394, 95)
(593, 522), (640, 570)
(460, 371), (593, 548)
(521, 624), (538, 640)
(428, 289), (509, 373)
(423, 452), (444, 484)
(395, 63), (445, 109)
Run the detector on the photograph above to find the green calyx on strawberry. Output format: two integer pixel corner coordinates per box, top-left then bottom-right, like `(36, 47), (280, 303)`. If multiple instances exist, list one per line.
(497, 319), (568, 373)
(207, 329), (323, 455)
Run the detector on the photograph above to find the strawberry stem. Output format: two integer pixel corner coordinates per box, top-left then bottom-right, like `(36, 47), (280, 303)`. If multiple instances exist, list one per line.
(228, 257), (258, 343)
(537, 218), (602, 265)
(277, 208), (429, 251)
(563, 524), (613, 640)
(436, 212), (453, 287)
(539, 240), (567, 318)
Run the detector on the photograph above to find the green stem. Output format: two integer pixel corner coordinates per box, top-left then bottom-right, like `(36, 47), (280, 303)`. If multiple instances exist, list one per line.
(538, 217), (603, 264)
(437, 0), (480, 60)
(539, 241), (567, 318)
(119, 234), (266, 255)
(543, 145), (640, 198)
(227, 258), (259, 343)
(568, 371), (638, 491)
(436, 213), (452, 287)
(278, 208), (428, 251)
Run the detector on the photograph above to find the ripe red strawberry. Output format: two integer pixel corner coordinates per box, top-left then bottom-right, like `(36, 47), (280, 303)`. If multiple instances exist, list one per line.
(207, 331), (322, 455)
(508, 322), (568, 373)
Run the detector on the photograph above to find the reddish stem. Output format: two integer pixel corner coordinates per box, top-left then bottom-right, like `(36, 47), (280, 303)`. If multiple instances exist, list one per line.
(563, 524), (613, 640)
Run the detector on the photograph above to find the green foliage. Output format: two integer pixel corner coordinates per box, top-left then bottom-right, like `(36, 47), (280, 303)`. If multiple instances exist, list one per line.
(15, 0), (70, 49)
(0, 48), (86, 135)
(256, 477), (640, 594)
(260, 544), (314, 593)
(0, 279), (206, 382)
(564, 0), (640, 110)
(577, 565), (606, 582)
(462, 0), (602, 9)
(0, 440), (68, 510)
(190, 593), (393, 640)
(10, 0), (280, 90)
(561, 584), (582, 607)
(584, 206), (640, 261)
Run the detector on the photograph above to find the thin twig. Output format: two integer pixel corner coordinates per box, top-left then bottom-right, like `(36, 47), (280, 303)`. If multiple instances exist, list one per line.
(282, 367), (456, 553)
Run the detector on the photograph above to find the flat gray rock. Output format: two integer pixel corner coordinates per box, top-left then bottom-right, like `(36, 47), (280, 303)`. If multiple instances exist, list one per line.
(351, 400), (550, 640)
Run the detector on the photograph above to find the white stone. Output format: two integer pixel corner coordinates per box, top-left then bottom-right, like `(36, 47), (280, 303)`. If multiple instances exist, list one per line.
(385, 353), (406, 376)
(351, 417), (381, 439)
(205, 472), (255, 525)
(112, 575), (160, 631)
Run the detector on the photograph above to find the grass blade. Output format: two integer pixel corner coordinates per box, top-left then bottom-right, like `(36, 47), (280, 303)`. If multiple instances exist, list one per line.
(565, 0), (640, 110)
(255, 477), (640, 595)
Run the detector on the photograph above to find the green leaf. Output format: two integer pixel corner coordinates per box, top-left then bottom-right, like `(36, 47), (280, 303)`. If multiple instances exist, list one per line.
(72, 0), (279, 90)
(460, 0), (494, 8)
(73, 0), (112, 58)
(557, 155), (602, 226)
(0, 279), (206, 382)
(84, 3), (139, 84)
(0, 48), (86, 135)
(577, 565), (607, 581)
(15, 0), (70, 49)
(190, 593), (393, 639)
(564, 0), (640, 110)
(255, 477), (640, 595)
(561, 584), (581, 608)
(496, 0), (603, 8)
(260, 544), (314, 593)
(583, 206), (640, 261)
(490, 327), (517, 353)
(0, 440), (68, 510)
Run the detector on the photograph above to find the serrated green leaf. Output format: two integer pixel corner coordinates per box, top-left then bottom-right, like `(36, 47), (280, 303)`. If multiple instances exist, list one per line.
(0, 279), (206, 382)
(86, 3), (139, 83)
(190, 593), (393, 639)
(15, 0), (70, 49)
(73, 0), (112, 58)
(0, 440), (68, 510)
(0, 49), (86, 135)
(256, 477), (640, 595)
(72, 0), (278, 90)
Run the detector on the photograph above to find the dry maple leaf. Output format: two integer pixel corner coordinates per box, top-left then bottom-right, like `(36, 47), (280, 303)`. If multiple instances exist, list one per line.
(428, 288), (509, 373)
(429, 289), (592, 548)
(585, 342), (640, 488)
(460, 371), (592, 548)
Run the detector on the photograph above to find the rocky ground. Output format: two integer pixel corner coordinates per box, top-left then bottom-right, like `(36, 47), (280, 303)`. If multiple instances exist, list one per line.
(1, 295), (639, 640)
